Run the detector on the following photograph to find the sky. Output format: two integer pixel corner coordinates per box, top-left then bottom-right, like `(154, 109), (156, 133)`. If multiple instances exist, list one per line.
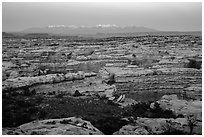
(2, 2), (202, 32)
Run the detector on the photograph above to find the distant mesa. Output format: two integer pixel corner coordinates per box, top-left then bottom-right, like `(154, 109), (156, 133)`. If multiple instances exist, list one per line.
(2, 32), (15, 37)
(21, 25), (159, 35)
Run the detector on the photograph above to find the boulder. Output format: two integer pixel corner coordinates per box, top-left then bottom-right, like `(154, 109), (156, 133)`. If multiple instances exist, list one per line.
(2, 72), (85, 91)
(156, 95), (202, 119)
(187, 58), (202, 69)
(161, 94), (178, 101)
(99, 68), (114, 83)
(113, 125), (149, 135)
(64, 73), (74, 81)
(84, 72), (97, 77)
(73, 90), (83, 97)
(118, 98), (138, 108)
(136, 118), (168, 134)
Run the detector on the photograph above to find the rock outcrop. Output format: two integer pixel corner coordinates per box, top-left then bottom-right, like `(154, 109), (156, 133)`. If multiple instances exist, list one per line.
(114, 117), (202, 135)
(2, 71), (98, 91)
(136, 117), (202, 135)
(99, 67), (202, 102)
(153, 95), (202, 120)
(2, 117), (103, 135)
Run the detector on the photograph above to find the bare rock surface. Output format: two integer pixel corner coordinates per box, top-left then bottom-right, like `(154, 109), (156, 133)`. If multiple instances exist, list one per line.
(2, 117), (103, 135)
(136, 117), (201, 135)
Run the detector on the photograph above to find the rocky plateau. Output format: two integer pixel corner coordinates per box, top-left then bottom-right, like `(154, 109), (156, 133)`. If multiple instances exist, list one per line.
(2, 32), (202, 135)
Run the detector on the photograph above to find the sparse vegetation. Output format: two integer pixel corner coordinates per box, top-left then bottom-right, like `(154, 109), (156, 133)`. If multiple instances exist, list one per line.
(125, 101), (177, 119)
(187, 59), (201, 69)
(187, 114), (198, 134)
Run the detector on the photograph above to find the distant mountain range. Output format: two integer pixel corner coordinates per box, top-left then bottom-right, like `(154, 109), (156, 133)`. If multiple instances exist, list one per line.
(21, 25), (159, 35)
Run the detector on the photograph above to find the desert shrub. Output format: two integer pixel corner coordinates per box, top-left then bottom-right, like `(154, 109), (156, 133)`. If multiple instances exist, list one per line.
(91, 117), (128, 135)
(35, 95), (44, 103)
(128, 59), (138, 65)
(55, 93), (64, 98)
(187, 114), (198, 134)
(151, 38), (157, 43)
(148, 102), (176, 118)
(162, 129), (186, 135)
(23, 89), (32, 96)
(161, 120), (186, 135)
(60, 119), (72, 124)
(2, 96), (40, 127)
(176, 114), (185, 118)
(46, 121), (56, 125)
(187, 59), (201, 69)
(170, 56), (175, 60)
(129, 102), (176, 118)
(131, 102), (149, 117)
(31, 131), (39, 135)
(60, 113), (67, 118)
(38, 110), (48, 120)
(107, 73), (115, 85)
(196, 40), (202, 45)
(31, 89), (36, 95)
(73, 90), (82, 97)
(152, 71), (158, 75)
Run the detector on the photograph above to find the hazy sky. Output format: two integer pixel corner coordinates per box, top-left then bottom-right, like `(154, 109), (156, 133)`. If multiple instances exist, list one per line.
(2, 2), (202, 32)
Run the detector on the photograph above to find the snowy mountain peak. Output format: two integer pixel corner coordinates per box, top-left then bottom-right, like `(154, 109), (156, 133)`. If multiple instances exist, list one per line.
(22, 25), (159, 35)
(48, 25), (66, 28)
(95, 24), (118, 28)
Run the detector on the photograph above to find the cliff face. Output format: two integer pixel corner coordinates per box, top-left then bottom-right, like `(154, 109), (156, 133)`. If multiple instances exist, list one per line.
(99, 67), (202, 102)
(3, 35), (202, 100)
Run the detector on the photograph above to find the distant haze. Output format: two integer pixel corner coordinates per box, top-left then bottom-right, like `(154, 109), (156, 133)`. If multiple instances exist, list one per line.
(2, 2), (202, 32)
